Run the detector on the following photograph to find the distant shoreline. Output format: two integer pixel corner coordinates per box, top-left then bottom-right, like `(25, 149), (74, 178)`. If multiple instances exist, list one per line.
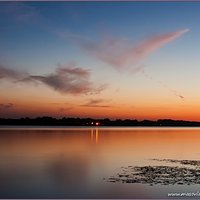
(1, 117), (200, 127)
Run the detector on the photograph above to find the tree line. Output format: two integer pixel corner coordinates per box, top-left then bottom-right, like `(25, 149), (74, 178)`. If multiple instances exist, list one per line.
(0, 117), (200, 126)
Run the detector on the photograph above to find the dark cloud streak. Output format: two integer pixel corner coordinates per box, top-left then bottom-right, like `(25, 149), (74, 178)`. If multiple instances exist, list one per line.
(0, 65), (27, 80)
(0, 103), (14, 110)
(0, 64), (106, 95)
(81, 99), (112, 108)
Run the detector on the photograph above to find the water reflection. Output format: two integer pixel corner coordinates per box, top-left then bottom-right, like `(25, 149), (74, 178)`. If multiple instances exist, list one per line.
(48, 154), (89, 187)
(1, 128), (200, 198)
(91, 128), (99, 144)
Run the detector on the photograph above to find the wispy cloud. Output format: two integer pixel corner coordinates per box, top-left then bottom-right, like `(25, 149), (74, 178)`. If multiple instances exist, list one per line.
(0, 65), (27, 80)
(171, 90), (184, 100)
(0, 103), (14, 110)
(81, 99), (112, 108)
(67, 29), (189, 71)
(0, 2), (39, 23)
(60, 29), (188, 100)
(25, 64), (106, 95)
(142, 70), (184, 101)
(0, 64), (106, 95)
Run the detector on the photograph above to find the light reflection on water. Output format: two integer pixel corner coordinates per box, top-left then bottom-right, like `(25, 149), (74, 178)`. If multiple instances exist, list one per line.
(91, 128), (99, 144)
(1, 127), (200, 198)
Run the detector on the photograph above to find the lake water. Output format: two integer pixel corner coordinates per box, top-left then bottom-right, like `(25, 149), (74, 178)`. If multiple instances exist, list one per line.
(1, 127), (200, 198)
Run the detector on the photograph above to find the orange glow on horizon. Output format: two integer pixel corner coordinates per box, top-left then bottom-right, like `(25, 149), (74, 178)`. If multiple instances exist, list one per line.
(1, 87), (200, 121)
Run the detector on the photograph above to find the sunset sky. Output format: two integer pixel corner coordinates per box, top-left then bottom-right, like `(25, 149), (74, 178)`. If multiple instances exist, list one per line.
(0, 2), (200, 120)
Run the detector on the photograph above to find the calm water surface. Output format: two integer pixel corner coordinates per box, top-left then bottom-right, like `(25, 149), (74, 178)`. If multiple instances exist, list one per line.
(1, 127), (200, 198)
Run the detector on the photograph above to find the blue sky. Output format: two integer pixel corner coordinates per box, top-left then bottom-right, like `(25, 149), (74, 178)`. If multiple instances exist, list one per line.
(0, 2), (200, 120)
(0, 2), (198, 70)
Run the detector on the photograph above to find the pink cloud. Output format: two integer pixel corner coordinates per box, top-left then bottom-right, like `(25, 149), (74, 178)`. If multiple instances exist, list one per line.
(76, 29), (189, 70)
